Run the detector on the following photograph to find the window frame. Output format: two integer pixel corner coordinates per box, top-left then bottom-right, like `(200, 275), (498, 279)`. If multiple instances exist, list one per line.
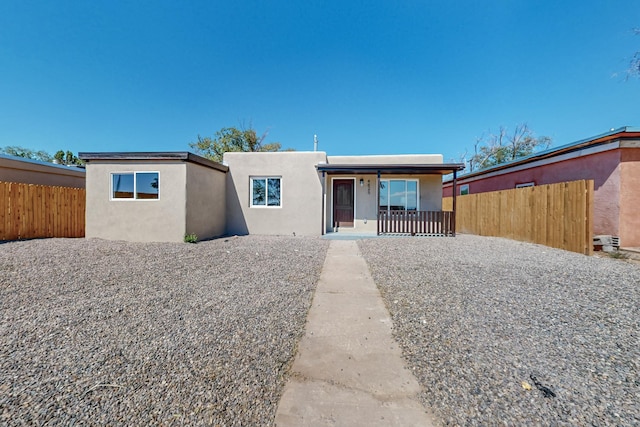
(515, 182), (535, 188)
(459, 184), (469, 195)
(110, 171), (160, 201)
(250, 176), (282, 208)
(378, 179), (419, 211)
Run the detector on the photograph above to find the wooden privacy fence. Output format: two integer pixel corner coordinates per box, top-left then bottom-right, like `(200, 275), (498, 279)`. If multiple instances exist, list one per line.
(0, 181), (85, 240)
(443, 180), (593, 255)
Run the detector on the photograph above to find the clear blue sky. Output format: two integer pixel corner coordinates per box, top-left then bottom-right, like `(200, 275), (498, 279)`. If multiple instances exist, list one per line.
(1, 1), (638, 162)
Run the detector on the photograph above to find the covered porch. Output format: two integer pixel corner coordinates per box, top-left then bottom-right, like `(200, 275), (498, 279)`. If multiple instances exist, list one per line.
(316, 162), (465, 237)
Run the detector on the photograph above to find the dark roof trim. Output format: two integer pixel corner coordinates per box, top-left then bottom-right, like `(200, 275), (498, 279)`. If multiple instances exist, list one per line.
(443, 127), (640, 184)
(316, 163), (465, 175)
(78, 152), (228, 172)
(0, 153), (86, 173)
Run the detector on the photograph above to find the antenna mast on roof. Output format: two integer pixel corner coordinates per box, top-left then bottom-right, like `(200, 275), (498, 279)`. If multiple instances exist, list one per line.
(314, 134), (318, 151)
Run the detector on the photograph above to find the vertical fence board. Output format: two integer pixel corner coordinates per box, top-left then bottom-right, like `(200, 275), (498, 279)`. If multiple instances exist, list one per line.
(0, 182), (6, 239)
(33, 185), (41, 238)
(443, 180), (593, 255)
(14, 183), (23, 239)
(0, 181), (85, 241)
(7, 183), (17, 239)
(48, 187), (55, 237)
(53, 187), (60, 237)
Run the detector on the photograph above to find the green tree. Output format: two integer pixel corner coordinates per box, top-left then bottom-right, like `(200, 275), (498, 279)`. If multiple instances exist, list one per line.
(466, 123), (551, 172)
(54, 149), (83, 165)
(1, 145), (83, 165)
(1, 146), (53, 162)
(190, 125), (283, 163)
(54, 150), (65, 164)
(65, 150), (80, 165)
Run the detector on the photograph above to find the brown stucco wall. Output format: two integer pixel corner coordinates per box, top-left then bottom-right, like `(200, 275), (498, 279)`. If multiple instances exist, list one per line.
(0, 156), (85, 188)
(619, 148), (640, 246)
(224, 151), (327, 236)
(85, 160), (187, 242)
(185, 161), (226, 240)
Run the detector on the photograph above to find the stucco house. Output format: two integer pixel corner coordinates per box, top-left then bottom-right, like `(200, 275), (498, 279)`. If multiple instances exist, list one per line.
(0, 153), (85, 188)
(79, 151), (464, 242)
(79, 152), (227, 242)
(442, 127), (640, 248)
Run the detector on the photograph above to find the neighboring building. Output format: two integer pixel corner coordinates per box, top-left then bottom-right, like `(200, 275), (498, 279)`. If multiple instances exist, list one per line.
(0, 153), (85, 188)
(80, 151), (464, 242)
(442, 127), (640, 247)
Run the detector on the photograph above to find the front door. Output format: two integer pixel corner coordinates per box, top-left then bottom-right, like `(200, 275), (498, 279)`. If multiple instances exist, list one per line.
(333, 179), (354, 228)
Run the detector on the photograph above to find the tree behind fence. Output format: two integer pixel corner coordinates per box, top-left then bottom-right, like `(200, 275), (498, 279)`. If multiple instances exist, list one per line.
(0, 181), (85, 240)
(443, 180), (593, 255)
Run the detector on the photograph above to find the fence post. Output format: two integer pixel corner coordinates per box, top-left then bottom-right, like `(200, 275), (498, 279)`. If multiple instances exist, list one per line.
(452, 170), (457, 236)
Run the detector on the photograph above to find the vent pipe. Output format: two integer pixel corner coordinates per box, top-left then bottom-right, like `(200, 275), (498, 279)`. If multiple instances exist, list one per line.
(314, 134), (318, 151)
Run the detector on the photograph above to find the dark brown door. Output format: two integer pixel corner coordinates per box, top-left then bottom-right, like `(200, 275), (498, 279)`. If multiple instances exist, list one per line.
(333, 179), (354, 227)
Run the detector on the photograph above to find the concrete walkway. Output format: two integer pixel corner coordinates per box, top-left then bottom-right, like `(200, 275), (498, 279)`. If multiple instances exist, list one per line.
(275, 240), (436, 426)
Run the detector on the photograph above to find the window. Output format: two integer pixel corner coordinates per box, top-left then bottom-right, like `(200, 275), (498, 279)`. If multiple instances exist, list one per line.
(379, 179), (418, 211)
(111, 172), (159, 200)
(516, 182), (535, 188)
(251, 177), (281, 207)
(460, 184), (469, 195)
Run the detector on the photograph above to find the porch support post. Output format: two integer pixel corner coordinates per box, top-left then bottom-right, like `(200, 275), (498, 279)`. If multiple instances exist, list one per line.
(321, 171), (326, 235)
(452, 169), (457, 237)
(376, 170), (381, 235)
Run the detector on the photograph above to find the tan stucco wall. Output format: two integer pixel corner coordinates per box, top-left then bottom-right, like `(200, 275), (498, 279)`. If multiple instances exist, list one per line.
(224, 151), (327, 236)
(327, 154), (443, 165)
(324, 174), (443, 233)
(0, 156), (85, 188)
(619, 148), (640, 246)
(85, 161), (187, 242)
(185, 161), (226, 240)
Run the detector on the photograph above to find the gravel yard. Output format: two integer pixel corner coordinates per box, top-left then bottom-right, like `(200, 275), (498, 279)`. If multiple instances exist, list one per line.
(0, 236), (328, 426)
(3, 234), (639, 426)
(359, 235), (640, 426)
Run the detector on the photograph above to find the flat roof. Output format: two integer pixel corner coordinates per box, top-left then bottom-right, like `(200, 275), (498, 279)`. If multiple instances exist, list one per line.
(316, 163), (465, 175)
(78, 152), (228, 172)
(0, 153), (86, 173)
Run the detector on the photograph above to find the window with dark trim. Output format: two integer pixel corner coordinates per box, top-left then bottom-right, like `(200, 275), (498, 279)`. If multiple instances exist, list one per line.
(111, 172), (159, 200)
(379, 179), (418, 211)
(460, 184), (469, 195)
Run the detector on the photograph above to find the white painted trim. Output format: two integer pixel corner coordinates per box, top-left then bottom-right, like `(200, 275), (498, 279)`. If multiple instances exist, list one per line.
(330, 177), (357, 229)
(445, 140), (622, 186)
(110, 171), (160, 201)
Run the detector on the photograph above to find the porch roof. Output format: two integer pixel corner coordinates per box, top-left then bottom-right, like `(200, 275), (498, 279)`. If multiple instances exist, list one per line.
(316, 163), (465, 175)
